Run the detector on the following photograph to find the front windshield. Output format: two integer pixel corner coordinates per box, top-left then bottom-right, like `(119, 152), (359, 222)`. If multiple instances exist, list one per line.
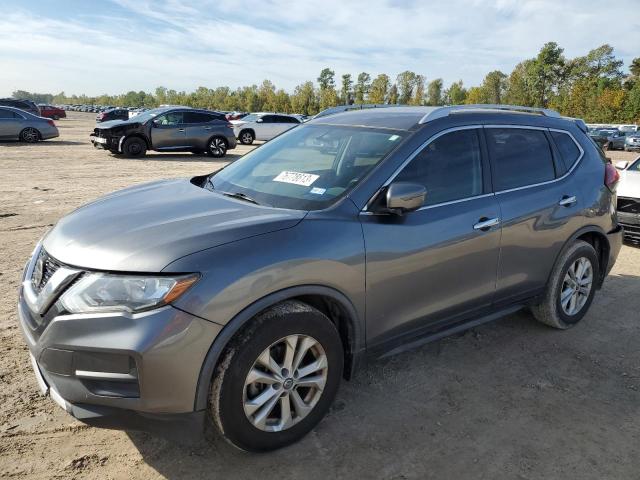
(127, 108), (166, 123)
(208, 124), (405, 210)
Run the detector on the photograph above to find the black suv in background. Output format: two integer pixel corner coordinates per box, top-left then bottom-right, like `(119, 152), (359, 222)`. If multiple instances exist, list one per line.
(90, 107), (237, 158)
(0, 98), (41, 116)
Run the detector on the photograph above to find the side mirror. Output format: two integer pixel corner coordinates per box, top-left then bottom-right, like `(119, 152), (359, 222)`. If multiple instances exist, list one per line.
(256, 118), (263, 123)
(385, 182), (426, 214)
(615, 160), (629, 170)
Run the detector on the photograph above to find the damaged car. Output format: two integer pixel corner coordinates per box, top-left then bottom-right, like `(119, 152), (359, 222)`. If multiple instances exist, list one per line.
(616, 156), (640, 243)
(90, 107), (236, 158)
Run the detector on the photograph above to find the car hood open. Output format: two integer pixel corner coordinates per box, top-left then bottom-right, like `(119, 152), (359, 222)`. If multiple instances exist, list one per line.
(43, 179), (306, 272)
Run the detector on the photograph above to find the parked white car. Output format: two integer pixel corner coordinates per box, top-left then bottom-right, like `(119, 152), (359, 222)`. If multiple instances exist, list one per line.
(616, 156), (640, 243)
(231, 112), (301, 144)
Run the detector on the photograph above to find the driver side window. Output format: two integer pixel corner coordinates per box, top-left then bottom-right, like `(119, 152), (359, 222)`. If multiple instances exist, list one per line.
(155, 112), (184, 126)
(394, 128), (483, 206)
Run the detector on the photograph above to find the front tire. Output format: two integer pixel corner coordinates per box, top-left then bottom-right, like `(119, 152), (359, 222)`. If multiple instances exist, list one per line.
(531, 240), (599, 329)
(209, 300), (343, 452)
(121, 137), (147, 157)
(20, 127), (40, 143)
(239, 130), (254, 145)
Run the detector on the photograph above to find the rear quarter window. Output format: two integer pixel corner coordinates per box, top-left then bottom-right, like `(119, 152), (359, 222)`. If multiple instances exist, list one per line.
(550, 131), (582, 172)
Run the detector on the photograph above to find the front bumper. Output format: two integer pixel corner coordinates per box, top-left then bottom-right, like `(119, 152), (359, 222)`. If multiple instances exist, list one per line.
(618, 212), (640, 242)
(90, 134), (123, 152)
(18, 248), (223, 426)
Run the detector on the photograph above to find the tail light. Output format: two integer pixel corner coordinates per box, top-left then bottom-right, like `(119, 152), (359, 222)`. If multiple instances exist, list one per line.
(605, 162), (620, 190)
(46, 119), (55, 127)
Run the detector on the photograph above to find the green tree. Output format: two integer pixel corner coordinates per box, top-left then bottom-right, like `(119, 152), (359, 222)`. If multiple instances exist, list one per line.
(444, 80), (467, 105)
(369, 74), (390, 104)
(341, 74), (353, 104)
(317, 68), (336, 90)
(410, 75), (426, 105)
(387, 84), (399, 104)
(630, 58), (640, 77)
(355, 72), (371, 103)
(291, 81), (317, 115)
(481, 70), (507, 104)
(396, 71), (417, 104)
(426, 78), (444, 106)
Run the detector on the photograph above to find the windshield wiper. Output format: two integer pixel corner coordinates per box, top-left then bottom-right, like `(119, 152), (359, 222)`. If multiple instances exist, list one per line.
(221, 191), (260, 205)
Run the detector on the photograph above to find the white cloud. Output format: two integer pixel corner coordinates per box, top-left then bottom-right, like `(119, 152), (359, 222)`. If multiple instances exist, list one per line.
(0, 0), (638, 96)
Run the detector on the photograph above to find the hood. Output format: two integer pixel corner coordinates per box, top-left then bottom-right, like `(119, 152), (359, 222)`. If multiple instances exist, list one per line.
(618, 171), (640, 199)
(96, 118), (139, 129)
(43, 179), (306, 272)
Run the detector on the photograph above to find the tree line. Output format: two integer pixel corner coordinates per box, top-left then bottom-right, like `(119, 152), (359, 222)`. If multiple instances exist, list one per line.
(13, 43), (640, 123)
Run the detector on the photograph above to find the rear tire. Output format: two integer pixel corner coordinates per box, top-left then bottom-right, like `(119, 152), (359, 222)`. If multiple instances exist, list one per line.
(531, 240), (599, 329)
(20, 127), (40, 143)
(52, 115), (59, 120)
(209, 300), (343, 452)
(207, 136), (228, 158)
(121, 137), (147, 157)
(239, 130), (254, 145)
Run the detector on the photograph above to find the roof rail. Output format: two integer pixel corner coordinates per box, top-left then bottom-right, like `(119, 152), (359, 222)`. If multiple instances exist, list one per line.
(419, 104), (562, 124)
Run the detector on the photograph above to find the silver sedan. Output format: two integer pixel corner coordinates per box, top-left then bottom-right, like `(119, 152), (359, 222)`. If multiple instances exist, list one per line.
(0, 106), (59, 142)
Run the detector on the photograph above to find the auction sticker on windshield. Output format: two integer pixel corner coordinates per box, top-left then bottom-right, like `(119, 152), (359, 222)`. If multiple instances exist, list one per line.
(273, 171), (319, 187)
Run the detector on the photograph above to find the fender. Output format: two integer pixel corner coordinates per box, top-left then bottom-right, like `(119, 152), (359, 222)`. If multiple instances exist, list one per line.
(192, 284), (364, 411)
(548, 224), (610, 288)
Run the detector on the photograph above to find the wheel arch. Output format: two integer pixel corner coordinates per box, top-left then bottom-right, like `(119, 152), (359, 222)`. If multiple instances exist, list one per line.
(193, 285), (364, 411)
(124, 133), (151, 149)
(551, 225), (611, 289)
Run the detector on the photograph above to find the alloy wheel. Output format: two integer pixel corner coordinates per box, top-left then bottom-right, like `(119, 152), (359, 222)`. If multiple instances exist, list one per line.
(209, 138), (227, 156)
(21, 128), (39, 143)
(560, 257), (593, 316)
(241, 132), (253, 144)
(243, 334), (328, 432)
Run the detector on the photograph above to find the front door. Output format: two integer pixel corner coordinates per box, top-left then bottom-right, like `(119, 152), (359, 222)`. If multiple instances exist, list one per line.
(150, 111), (187, 149)
(360, 127), (501, 351)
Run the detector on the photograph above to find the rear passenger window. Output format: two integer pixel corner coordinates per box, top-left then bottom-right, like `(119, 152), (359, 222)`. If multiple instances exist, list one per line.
(550, 131), (581, 171)
(486, 128), (555, 191)
(184, 112), (214, 123)
(394, 128), (483, 206)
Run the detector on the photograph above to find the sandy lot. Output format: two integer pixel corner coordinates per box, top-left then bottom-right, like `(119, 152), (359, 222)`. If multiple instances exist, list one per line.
(1, 112), (639, 479)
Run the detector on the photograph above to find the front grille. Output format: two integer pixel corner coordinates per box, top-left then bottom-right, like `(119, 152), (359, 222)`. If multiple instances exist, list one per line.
(31, 250), (62, 293)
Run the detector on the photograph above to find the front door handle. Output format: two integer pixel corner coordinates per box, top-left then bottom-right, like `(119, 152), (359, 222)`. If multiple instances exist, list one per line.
(473, 217), (500, 231)
(558, 195), (577, 207)
(204, 127), (212, 130)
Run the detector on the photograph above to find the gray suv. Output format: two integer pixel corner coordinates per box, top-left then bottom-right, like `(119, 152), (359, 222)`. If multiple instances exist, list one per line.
(19, 105), (623, 452)
(90, 107), (237, 157)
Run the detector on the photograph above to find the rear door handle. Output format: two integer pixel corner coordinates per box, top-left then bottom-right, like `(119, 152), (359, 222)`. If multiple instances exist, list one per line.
(204, 127), (212, 130)
(558, 195), (577, 207)
(177, 128), (185, 132)
(473, 217), (500, 231)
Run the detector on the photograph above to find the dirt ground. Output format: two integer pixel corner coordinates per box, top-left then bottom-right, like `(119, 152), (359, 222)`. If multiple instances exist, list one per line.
(1, 112), (639, 479)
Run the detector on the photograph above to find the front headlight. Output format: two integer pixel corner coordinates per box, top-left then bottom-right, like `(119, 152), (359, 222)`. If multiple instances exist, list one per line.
(60, 273), (199, 314)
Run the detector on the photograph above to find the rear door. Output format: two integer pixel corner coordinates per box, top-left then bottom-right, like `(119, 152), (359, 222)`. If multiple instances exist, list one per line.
(271, 115), (300, 137)
(150, 111), (187, 149)
(0, 108), (24, 139)
(256, 115), (277, 140)
(184, 112), (223, 149)
(486, 126), (585, 305)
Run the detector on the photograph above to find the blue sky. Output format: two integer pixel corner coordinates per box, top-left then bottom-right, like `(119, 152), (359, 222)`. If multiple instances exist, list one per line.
(1, 0), (638, 97)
